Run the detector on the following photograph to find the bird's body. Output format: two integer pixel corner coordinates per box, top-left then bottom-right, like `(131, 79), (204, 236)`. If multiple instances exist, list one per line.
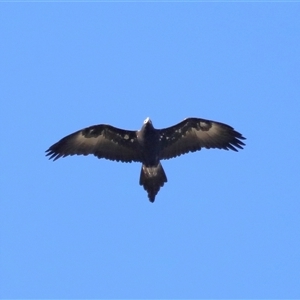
(137, 118), (167, 201)
(137, 118), (160, 166)
(46, 117), (246, 202)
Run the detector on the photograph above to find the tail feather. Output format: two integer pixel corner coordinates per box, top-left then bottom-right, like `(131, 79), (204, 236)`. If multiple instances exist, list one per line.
(139, 162), (167, 202)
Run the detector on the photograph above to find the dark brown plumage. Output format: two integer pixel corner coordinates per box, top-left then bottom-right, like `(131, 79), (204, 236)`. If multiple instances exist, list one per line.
(46, 117), (246, 202)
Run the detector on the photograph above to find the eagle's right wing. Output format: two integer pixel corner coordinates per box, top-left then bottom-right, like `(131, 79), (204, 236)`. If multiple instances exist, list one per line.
(46, 124), (143, 163)
(158, 118), (246, 160)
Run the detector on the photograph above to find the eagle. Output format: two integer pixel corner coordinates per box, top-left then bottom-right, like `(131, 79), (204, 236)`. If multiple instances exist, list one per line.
(46, 117), (246, 202)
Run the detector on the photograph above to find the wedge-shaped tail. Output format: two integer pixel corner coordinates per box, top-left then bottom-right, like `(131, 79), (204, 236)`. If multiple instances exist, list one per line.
(139, 163), (167, 202)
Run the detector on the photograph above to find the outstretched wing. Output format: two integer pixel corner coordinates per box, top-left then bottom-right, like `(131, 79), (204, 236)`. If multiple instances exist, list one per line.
(158, 118), (246, 160)
(46, 124), (142, 163)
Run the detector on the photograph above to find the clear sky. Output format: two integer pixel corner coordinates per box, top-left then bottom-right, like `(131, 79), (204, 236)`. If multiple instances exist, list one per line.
(1, 2), (300, 299)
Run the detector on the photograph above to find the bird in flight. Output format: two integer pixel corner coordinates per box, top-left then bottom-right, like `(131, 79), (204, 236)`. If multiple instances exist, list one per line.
(46, 117), (246, 202)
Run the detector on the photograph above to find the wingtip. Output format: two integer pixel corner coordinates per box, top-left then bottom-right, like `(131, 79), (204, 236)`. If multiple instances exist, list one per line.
(45, 148), (60, 161)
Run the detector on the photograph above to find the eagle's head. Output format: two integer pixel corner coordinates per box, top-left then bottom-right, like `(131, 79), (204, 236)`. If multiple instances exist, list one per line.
(142, 117), (154, 131)
(143, 117), (152, 125)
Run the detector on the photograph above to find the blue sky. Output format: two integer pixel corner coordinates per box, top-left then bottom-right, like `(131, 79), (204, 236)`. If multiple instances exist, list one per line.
(1, 2), (300, 299)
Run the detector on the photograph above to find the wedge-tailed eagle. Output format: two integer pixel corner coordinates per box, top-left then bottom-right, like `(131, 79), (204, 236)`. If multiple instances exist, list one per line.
(46, 117), (246, 202)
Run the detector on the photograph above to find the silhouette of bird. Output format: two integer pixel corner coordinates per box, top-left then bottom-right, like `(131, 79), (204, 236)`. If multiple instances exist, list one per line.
(46, 117), (246, 202)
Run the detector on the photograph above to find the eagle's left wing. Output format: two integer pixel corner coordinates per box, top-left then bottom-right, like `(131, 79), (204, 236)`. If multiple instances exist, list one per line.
(158, 118), (246, 160)
(46, 124), (143, 163)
